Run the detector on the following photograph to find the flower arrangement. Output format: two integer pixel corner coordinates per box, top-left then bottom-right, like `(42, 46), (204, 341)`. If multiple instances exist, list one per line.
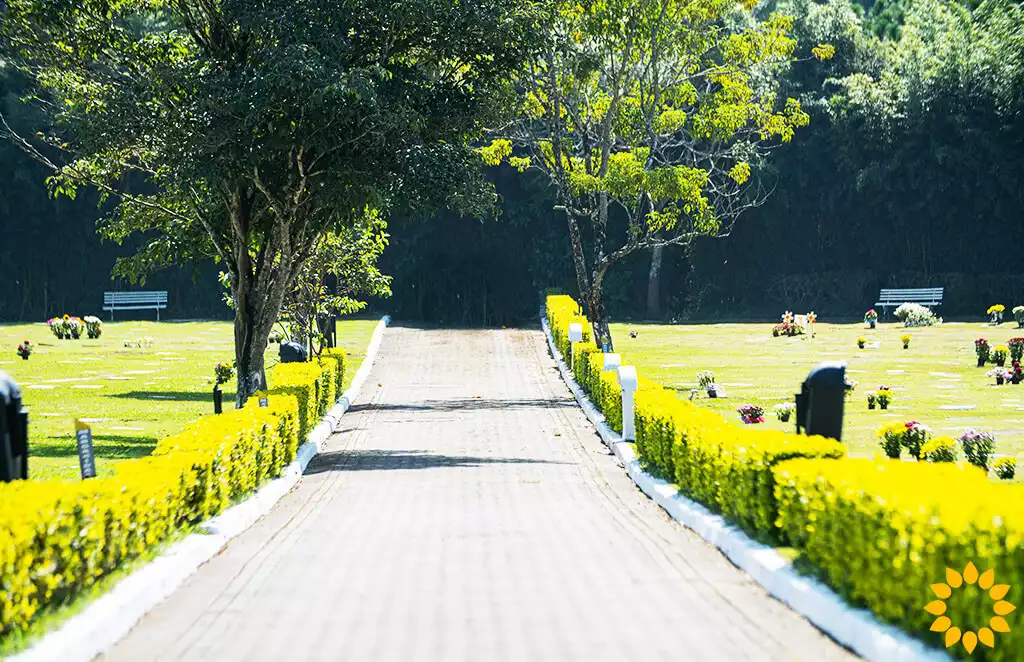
(46, 316), (68, 339)
(1014, 361), (1024, 384)
(856, 336), (866, 349)
(844, 376), (858, 398)
(774, 402), (795, 422)
(987, 367), (1012, 385)
(737, 404), (765, 424)
(123, 337), (154, 349)
(16, 340), (32, 360)
(877, 423), (904, 458)
(894, 302), (940, 327)
(867, 392), (876, 409)
(901, 421), (931, 460)
(988, 304), (1005, 324)
(1014, 306), (1024, 328)
(84, 316), (103, 339)
(957, 430), (995, 470)
(864, 309), (878, 323)
(807, 312), (817, 324)
(921, 436), (958, 463)
(975, 337), (991, 366)
(994, 456), (1016, 480)
(875, 387), (892, 409)
(696, 371), (715, 390)
(65, 315), (84, 339)
(901, 333), (911, 349)
(215, 361), (235, 385)
(992, 344), (1009, 366)
(772, 311), (804, 337)
(1008, 337), (1024, 363)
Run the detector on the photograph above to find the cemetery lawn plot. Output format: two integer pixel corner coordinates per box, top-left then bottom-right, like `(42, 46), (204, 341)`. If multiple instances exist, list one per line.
(611, 321), (1024, 465)
(0, 318), (379, 481)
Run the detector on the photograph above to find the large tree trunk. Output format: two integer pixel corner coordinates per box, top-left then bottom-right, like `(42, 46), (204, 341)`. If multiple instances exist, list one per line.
(646, 244), (663, 320)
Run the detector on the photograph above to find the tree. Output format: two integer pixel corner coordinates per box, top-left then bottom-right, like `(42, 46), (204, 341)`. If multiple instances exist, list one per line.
(484, 0), (821, 345)
(272, 209), (392, 356)
(1, 0), (538, 404)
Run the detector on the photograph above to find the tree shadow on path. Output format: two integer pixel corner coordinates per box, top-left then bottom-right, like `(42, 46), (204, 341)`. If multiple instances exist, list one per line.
(305, 449), (565, 474)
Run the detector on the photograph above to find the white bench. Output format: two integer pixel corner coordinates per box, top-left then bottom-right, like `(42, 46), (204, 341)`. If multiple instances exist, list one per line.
(103, 291), (168, 321)
(875, 287), (944, 318)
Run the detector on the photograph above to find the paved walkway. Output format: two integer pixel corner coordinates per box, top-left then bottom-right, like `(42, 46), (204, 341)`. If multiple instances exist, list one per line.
(101, 328), (856, 661)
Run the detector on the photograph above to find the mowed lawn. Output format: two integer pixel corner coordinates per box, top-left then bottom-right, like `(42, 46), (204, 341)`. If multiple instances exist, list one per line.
(610, 320), (1024, 465)
(0, 318), (379, 481)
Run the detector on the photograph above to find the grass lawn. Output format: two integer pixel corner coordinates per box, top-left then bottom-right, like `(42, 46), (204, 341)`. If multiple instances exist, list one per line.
(0, 317), (379, 481)
(610, 320), (1024, 467)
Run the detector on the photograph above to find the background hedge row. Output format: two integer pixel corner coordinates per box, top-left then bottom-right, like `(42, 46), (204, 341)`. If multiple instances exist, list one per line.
(546, 295), (1022, 659)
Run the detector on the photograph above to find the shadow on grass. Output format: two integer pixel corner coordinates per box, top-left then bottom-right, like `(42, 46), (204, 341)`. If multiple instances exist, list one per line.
(109, 390), (232, 404)
(305, 448), (564, 474)
(29, 434), (158, 460)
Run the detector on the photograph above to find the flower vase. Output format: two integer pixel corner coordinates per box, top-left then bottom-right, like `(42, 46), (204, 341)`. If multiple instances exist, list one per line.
(868, 402), (876, 410)
(880, 402), (888, 410)
(997, 377), (1005, 385)
(978, 357), (986, 368)
(1014, 374), (1022, 385)
(213, 385), (223, 415)
(868, 321), (876, 329)
(903, 344), (909, 350)
(997, 358), (1006, 367)
(21, 354), (28, 361)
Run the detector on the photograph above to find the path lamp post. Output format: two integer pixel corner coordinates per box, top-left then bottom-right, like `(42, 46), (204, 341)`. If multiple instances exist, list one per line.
(602, 353), (621, 373)
(568, 323), (583, 370)
(0, 371), (29, 482)
(617, 365), (638, 441)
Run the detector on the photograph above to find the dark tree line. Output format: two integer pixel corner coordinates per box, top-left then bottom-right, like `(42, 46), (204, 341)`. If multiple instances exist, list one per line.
(2, 0), (1022, 326)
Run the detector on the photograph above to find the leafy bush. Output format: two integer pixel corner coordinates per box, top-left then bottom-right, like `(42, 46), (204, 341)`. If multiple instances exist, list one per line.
(0, 348), (343, 640)
(894, 302), (940, 327)
(994, 457), (1016, 481)
(773, 458), (1024, 660)
(0, 394), (302, 639)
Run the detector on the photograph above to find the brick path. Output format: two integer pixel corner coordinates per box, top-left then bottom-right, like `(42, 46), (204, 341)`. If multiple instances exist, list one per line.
(101, 328), (856, 661)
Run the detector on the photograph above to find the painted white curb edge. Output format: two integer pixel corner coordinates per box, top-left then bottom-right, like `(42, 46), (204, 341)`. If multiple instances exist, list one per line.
(14, 315), (391, 662)
(541, 316), (949, 662)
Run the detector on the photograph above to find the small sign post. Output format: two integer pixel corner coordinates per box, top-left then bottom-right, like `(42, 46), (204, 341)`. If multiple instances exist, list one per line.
(74, 419), (97, 480)
(258, 391), (269, 408)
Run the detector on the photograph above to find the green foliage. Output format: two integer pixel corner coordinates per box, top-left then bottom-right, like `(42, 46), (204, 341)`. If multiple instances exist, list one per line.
(1, 0), (539, 399)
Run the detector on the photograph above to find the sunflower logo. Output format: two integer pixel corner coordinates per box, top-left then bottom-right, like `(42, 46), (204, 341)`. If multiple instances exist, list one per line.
(924, 562), (1016, 654)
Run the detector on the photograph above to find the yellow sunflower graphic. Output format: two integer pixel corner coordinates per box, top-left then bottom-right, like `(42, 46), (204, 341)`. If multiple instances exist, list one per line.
(924, 562), (1016, 654)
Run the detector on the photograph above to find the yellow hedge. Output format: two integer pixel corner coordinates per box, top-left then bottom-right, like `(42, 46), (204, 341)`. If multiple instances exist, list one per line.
(0, 351), (340, 641)
(546, 295), (844, 540)
(774, 459), (1024, 659)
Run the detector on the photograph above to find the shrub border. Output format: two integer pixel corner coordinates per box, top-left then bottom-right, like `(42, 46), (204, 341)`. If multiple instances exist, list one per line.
(12, 315), (390, 662)
(540, 314), (948, 662)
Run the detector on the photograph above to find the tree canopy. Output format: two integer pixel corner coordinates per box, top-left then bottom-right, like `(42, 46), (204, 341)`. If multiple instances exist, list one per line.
(2, 0), (539, 401)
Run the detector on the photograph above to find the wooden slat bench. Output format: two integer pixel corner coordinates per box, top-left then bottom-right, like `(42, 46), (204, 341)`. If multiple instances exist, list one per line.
(103, 291), (168, 321)
(875, 287), (944, 318)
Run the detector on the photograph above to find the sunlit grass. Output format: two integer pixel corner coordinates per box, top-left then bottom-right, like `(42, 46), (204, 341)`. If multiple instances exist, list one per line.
(610, 320), (1024, 467)
(0, 318), (379, 481)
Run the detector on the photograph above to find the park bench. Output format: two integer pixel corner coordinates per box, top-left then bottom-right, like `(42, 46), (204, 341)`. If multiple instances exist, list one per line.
(103, 291), (168, 321)
(875, 287), (944, 318)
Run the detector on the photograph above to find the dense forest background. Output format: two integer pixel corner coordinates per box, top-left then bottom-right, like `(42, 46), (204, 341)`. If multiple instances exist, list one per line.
(1, 0), (1021, 325)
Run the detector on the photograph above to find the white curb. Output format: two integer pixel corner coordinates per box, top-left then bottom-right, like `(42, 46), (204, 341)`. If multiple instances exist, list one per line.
(13, 315), (391, 662)
(541, 316), (949, 662)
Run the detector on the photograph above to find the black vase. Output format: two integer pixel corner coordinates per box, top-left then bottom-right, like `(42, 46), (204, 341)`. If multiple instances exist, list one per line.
(1014, 375), (1022, 385)
(868, 402), (876, 410)
(213, 385), (224, 414)
(21, 354), (28, 361)
(997, 377), (1005, 385)
(978, 357), (986, 367)
(880, 402), (889, 410)
(997, 359), (1006, 367)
